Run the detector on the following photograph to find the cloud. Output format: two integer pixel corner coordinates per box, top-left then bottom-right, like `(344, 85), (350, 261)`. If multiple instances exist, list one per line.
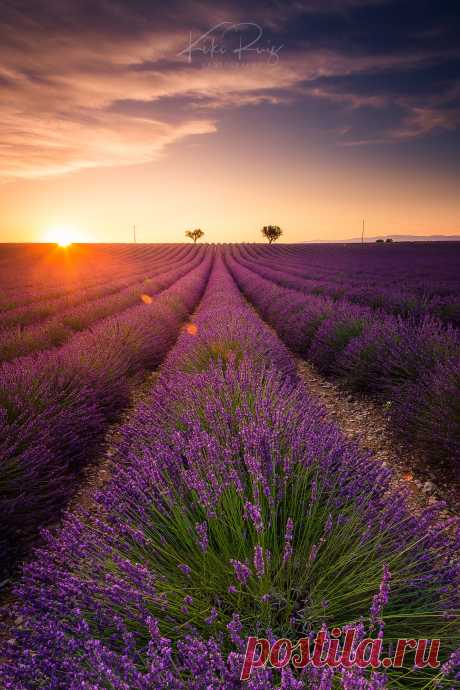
(388, 104), (459, 141)
(0, 0), (459, 179)
(0, 110), (216, 179)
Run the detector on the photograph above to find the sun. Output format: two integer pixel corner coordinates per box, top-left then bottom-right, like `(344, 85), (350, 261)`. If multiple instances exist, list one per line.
(47, 227), (73, 248)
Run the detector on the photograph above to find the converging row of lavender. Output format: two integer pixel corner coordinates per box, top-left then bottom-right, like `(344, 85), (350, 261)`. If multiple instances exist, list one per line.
(0, 245), (196, 328)
(244, 243), (460, 296)
(0, 251), (212, 576)
(226, 247), (460, 470)
(237, 245), (460, 327)
(1, 253), (458, 688)
(0, 245), (202, 361)
(0, 243), (175, 308)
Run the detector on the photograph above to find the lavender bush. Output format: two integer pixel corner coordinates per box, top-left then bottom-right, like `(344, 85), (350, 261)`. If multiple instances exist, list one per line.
(0, 244), (179, 310)
(0, 254), (211, 575)
(0, 245), (202, 362)
(0, 245), (188, 327)
(234, 244), (460, 327)
(226, 252), (460, 468)
(1, 257), (458, 689)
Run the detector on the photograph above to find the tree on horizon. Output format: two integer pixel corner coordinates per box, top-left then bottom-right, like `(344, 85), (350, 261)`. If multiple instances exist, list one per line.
(262, 225), (283, 244)
(185, 228), (204, 243)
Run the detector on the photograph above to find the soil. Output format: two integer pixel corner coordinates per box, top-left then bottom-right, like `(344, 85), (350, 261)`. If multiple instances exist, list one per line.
(68, 369), (160, 513)
(297, 359), (460, 518)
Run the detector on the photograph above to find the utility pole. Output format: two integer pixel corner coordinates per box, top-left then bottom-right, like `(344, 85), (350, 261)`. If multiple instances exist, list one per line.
(133, 224), (137, 243)
(362, 219), (365, 245)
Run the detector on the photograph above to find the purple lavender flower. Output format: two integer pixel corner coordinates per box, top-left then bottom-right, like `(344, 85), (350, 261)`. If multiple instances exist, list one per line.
(177, 563), (191, 577)
(195, 521), (209, 552)
(230, 559), (250, 585)
(0, 249), (212, 577)
(253, 545), (265, 578)
(441, 646), (460, 679)
(283, 517), (294, 563)
(181, 595), (193, 615)
(205, 607), (218, 625)
(227, 613), (244, 650)
(244, 501), (264, 533)
(370, 564), (391, 623)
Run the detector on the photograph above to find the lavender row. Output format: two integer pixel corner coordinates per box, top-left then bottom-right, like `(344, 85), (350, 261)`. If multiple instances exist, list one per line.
(0, 253), (212, 575)
(244, 243), (460, 296)
(0, 244), (178, 310)
(236, 246), (460, 327)
(240, 243), (460, 319)
(242, 244), (460, 325)
(0, 246), (201, 362)
(1, 256), (458, 688)
(0, 245), (192, 325)
(0, 244), (133, 306)
(226, 253), (460, 469)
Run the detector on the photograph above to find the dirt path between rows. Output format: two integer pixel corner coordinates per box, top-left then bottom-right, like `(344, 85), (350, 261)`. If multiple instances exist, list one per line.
(297, 359), (460, 518)
(68, 369), (160, 513)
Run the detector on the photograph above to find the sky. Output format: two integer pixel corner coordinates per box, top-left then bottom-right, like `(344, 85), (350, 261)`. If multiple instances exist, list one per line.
(0, 0), (459, 243)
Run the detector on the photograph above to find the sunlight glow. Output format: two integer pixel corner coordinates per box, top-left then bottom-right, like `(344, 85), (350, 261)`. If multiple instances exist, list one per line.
(47, 227), (73, 248)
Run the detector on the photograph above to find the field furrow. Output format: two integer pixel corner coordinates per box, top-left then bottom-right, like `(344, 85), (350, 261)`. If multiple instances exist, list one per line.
(0, 252), (212, 575)
(234, 246), (460, 326)
(0, 243), (459, 689)
(1, 252), (458, 689)
(0, 244), (178, 304)
(0, 245), (202, 362)
(0, 245), (193, 322)
(225, 250), (460, 475)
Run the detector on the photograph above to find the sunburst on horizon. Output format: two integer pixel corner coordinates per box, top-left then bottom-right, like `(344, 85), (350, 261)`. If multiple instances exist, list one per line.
(47, 227), (74, 248)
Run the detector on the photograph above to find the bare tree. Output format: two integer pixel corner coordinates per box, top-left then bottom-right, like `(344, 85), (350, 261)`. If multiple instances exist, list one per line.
(261, 225), (283, 244)
(185, 228), (204, 243)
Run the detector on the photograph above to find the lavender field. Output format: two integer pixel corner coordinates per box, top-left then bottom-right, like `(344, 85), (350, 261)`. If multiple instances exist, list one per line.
(0, 242), (459, 689)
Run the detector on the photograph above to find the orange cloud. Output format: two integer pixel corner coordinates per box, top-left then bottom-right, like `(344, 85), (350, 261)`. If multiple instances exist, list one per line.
(1, 2), (458, 180)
